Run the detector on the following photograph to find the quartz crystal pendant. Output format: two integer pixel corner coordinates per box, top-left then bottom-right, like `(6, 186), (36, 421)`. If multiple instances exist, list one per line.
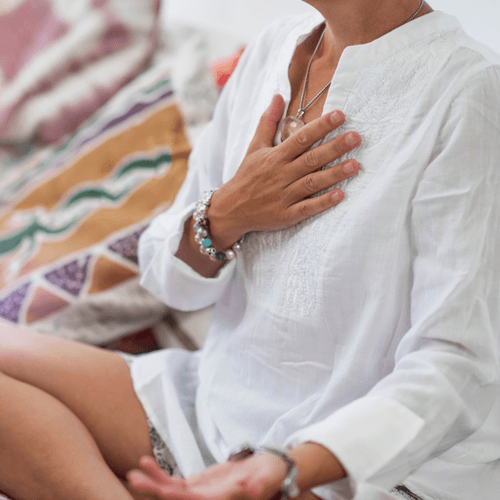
(281, 116), (305, 142)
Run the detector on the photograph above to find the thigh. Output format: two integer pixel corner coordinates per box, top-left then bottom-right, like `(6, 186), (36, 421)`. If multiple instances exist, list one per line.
(0, 324), (153, 478)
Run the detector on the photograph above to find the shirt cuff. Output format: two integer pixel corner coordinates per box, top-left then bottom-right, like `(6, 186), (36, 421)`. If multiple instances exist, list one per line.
(311, 481), (399, 500)
(139, 203), (237, 311)
(162, 253), (236, 311)
(285, 396), (425, 499)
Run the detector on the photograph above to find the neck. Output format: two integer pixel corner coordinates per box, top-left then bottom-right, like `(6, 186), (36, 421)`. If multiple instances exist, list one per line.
(303, 0), (432, 63)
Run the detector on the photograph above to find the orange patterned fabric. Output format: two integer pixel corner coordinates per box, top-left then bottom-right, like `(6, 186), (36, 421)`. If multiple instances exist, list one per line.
(0, 75), (190, 344)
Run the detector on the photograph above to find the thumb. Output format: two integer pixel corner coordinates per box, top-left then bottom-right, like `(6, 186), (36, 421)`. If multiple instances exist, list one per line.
(247, 94), (285, 153)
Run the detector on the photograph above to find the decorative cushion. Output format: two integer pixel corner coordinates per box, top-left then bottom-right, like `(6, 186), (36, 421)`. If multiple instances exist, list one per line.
(0, 0), (161, 144)
(0, 65), (191, 346)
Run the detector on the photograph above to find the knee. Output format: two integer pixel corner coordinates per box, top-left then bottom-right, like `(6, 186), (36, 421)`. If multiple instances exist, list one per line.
(0, 325), (48, 373)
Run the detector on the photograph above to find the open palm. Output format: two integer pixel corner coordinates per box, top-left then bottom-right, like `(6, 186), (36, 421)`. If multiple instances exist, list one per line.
(127, 454), (286, 500)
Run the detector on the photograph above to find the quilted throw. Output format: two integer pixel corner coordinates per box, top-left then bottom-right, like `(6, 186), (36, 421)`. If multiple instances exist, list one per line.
(0, 70), (190, 345)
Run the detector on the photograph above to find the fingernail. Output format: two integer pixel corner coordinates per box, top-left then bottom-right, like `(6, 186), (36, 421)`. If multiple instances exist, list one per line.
(331, 191), (342, 203)
(343, 161), (356, 174)
(346, 133), (358, 146)
(330, 111), (342, 124)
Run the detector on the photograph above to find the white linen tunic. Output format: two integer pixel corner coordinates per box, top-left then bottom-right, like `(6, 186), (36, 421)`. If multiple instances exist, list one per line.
(132, 11), (500, 500)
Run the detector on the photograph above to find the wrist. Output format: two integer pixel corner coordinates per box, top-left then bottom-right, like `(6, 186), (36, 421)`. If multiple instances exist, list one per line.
(288, 443), (346, 492)
(208, 185), (248, 249)
(193, 189), (245, 263)
(228, 445), (296, 500)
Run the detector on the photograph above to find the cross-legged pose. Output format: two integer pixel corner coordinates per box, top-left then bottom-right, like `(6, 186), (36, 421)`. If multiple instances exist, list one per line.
(1, 1), (499, 500)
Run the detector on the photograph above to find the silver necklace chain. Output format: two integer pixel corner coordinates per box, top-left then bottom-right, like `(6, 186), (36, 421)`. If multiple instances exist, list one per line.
(296, 0), (425, 120)
(296, 27), (330, 119)
(406, 0), (425, 23)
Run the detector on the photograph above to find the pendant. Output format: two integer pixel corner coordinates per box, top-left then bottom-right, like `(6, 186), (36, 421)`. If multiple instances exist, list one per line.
(280, 116), (305, 142)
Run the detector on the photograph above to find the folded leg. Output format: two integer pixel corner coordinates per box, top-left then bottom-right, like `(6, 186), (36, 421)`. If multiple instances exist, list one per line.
(0, 325), (154, 500)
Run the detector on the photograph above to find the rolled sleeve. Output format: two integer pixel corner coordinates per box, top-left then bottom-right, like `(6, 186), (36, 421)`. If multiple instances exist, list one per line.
(138, 200), (237, 311)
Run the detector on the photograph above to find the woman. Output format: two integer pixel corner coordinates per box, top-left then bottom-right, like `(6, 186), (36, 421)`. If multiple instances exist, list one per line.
(0, 1), (499, 499)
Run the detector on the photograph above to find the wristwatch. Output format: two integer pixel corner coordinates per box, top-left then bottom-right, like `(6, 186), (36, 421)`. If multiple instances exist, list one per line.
(228, 444), (300, 500)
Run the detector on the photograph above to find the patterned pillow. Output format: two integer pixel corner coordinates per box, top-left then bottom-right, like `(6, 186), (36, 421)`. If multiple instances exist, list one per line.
(0, 65), (190, 346)
(0, 0), (161, 144)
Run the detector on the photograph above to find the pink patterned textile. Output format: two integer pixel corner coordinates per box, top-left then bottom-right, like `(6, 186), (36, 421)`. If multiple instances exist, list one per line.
(0, 0), (161, 144)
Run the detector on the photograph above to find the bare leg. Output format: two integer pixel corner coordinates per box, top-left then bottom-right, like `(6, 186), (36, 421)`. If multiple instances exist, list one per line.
(0, 371), (137, 500)
(0, 325), (155, 500)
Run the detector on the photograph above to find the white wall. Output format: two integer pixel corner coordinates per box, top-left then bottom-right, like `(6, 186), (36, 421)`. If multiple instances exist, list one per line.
(163, 0), (500, 53)
(164, 0), (313, 41)
(431, 0), (500, 53)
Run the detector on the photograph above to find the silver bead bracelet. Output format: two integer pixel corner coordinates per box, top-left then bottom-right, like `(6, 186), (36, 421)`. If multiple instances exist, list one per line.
(193, 189), (244, 262)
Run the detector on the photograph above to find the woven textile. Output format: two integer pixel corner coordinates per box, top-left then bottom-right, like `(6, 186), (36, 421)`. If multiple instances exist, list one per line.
(0, 0), (161, 144)
(0, 71), (190, 345)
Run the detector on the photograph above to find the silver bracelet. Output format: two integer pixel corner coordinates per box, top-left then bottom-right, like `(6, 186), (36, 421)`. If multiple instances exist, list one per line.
(228, 444), (300, 500)
(193, 189), (244, 262)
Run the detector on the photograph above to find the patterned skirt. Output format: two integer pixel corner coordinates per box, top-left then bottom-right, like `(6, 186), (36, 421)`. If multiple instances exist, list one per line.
(118, 351), (181, 477)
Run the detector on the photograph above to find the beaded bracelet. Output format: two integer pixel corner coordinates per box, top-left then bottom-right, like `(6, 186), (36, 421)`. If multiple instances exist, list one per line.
(193, 189), (244, 262)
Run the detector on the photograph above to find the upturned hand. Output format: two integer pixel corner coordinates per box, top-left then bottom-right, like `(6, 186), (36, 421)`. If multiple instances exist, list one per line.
(127, 453), (287, 500)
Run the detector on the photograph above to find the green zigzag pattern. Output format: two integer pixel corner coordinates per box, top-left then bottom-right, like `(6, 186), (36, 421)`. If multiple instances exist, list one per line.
(0, 218), (77, 256)
(0, 152), (172, 256)
(115, 152), (171, 179)
(0, 78), (172, 205)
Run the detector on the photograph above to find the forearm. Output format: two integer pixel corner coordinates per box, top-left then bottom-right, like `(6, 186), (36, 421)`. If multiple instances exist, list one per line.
(174, 216), (228, 279)
(289, 442), (347, 493)
(174, 186), (248, 279)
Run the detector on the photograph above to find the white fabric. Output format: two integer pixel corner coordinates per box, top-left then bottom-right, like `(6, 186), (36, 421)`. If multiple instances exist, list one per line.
(133, 11), (500, 500)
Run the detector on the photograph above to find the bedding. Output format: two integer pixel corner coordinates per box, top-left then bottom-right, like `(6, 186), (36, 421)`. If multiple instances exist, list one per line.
(0, 0), (161, 144)
(0, 64), (190, 346)
(0, 0), (234, 352)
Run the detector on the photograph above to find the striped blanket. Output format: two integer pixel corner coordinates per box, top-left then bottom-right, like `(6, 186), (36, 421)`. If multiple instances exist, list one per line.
(0, 69), (190, 345)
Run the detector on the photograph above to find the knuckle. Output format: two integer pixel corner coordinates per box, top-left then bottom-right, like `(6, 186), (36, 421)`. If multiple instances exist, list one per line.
(304, 174), (318, 193)
(299, 202), (312, 219)
(304, 150), (318, 169)
(295, 129), (309, 146)
(262, 149), (279, 169)
(331, 140), (345, 157)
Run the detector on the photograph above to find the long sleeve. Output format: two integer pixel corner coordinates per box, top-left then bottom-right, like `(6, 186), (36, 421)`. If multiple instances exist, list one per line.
(137, 43), (252, 311)
(286, 65), (500, 499)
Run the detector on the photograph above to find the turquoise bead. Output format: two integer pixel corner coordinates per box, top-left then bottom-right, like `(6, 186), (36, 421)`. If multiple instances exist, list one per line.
(202, 238), (212, 247)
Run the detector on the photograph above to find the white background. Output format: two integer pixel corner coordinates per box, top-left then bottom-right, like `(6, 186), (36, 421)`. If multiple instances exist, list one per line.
(164, 0), (500, 53)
